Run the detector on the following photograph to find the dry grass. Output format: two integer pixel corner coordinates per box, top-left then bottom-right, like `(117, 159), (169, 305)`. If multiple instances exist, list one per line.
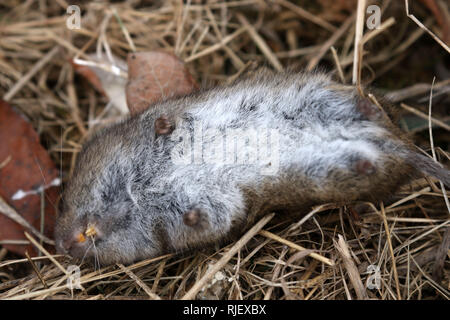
(0, 0), (449, 300)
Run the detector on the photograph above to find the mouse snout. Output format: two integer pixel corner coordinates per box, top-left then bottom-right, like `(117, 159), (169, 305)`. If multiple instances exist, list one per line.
(56, 234), (84, 256)
(56, 225), (101, 258)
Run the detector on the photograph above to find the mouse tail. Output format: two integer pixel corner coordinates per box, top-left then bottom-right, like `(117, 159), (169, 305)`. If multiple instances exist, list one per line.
(406, 152), (450, 187)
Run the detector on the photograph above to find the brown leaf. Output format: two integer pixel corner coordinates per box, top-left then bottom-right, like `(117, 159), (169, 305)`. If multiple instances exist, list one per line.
(0, 100), (60, 257)
(72, 55), (129, 114)
(71, 60), (107, 97)
(126, 51), (198, 114)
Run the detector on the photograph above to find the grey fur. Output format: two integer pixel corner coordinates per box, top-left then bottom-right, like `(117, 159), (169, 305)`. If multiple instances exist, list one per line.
(55, 69), (450, 265)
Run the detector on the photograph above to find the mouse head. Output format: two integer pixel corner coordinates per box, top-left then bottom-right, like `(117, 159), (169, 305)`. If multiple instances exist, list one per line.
(54, 126), (160, 265)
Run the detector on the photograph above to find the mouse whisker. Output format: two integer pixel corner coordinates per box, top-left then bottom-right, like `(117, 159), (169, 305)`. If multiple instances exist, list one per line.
(90, 236), (100, 271)
(79, 241), (94, 267)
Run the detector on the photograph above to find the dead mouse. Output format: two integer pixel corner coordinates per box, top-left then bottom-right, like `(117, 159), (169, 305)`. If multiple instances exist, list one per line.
(54, 69), (450, 265)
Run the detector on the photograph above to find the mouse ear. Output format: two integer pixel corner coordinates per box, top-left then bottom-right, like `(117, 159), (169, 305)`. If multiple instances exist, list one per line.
(407, 152), (450, 187)
(182, 208), (208, 228)
(155, 116), (174, 135)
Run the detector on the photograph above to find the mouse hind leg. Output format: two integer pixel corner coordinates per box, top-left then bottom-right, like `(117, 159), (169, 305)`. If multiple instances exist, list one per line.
(285, 128), (415, 205)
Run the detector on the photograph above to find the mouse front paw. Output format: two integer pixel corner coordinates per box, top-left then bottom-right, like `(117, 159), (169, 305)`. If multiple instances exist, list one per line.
(182, 208), (210, 229)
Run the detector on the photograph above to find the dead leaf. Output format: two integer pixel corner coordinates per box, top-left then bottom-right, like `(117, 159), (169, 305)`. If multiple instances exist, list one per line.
(72, 54), (129, 114)
(71, 60), (107, 96)
(126, 51), (198, 114)
(0, 100), (60, 257)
